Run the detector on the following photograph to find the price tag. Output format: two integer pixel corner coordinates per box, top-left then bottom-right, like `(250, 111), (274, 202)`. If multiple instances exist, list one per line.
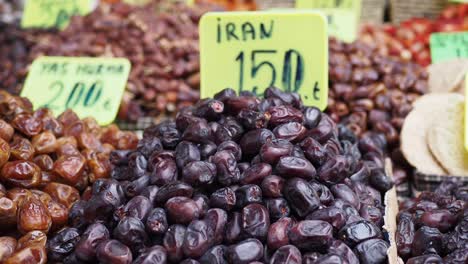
(295, 0), (361, 42)
(21, 0), (94, 29)
(21, 57), (131, 125)
(430, 32), (468, 63)
(200, 11), (328, 110)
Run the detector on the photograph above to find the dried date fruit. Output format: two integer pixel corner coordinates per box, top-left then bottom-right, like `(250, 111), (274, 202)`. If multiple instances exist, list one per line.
(56, 87), (389, 263)
(17, 196), (52, 234)
(328, 37), (428, 192)
(9, 135), (34, 160)
(1, 161), (41, 188)
(288, 220), (333, 251)
(0, 237), (16, 262)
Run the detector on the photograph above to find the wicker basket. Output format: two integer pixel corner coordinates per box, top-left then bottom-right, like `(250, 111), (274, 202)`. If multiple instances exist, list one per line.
(390, 0), (448, 24)
(256, 0), (385, 24)
(115, 115), (169, 131)
(361, 0), (386, 24)
(413, 171), (468, 192)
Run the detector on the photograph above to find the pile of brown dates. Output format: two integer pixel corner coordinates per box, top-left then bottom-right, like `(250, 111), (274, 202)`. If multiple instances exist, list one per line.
(327, 37), (428, 194)
(48, 88), (394, 263)
(0, 91), (138, 263)
(28, 1), (222, 123)
(397, 180), (468, 263)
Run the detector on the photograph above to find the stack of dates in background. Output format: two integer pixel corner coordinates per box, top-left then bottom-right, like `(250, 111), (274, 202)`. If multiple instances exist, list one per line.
(397, 179), (468, 263)
(27, 1), (223, 123)
(48, 87), (394, 264)
(327, 37), (428, 196)
(0, 23), (53, 95)
(0, 91), (138, 263)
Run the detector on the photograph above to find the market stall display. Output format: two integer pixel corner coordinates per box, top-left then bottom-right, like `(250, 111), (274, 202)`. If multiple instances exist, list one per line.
(46, 87), (394, 263)
(0, 91), (137, 263)
(327, 37), (428, 195)
(0, 0), (467, 263)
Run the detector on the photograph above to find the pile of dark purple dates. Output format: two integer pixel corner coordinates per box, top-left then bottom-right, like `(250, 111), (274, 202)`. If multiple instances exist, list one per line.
(397, 180), (468, 263)
(47, 88), (394, 264)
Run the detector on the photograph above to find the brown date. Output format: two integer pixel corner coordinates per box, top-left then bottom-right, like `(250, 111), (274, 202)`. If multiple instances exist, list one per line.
(17, 196), (52, 234)
(0, 137), (10, 167)
(0, 119), (14, 142)
(43, 182), (80, 209)
(46, 200), (69, 230)
(6, 188), (32, 204)
(17, 230), (47, 249)
(12, 113), (43, 137)
(31, 131), (57, 154)
(1, 161), (41, 188)
(0, 237), (17, 262)
(3, 245), (47, 264)
(9, 135), (34, 161)
(33, 155), (54, 171)
(0, 197), (17, 226)
(53, 155), (86, 185)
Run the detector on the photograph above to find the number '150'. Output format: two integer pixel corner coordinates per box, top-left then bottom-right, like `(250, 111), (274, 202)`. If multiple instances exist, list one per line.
(235, 49), (304, 95)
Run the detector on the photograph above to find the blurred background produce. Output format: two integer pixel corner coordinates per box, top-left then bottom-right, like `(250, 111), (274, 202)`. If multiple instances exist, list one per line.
(27, 1), (223, 125)
(0, 23), (54, 95)
(360, 4), (468, 66)
(327, 37), (428, 196)
(0, 0), (23, 23)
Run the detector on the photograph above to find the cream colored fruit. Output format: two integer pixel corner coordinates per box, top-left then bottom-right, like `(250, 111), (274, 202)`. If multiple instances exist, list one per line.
(401, 93), (464, 174)
(427, 99), (468, 175)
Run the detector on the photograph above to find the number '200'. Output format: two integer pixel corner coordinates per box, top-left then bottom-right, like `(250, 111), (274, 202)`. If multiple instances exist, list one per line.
(235, 49), (304, 94)
(44, 81), (103, 109)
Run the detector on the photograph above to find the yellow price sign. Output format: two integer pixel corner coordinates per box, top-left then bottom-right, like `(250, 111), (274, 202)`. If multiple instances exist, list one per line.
(296, 0), (361, 42)
(21, 57), (131, 125)
(21, 0), (95, 29)
(465, 74), (468, 152)
(200, 11), (328, 110)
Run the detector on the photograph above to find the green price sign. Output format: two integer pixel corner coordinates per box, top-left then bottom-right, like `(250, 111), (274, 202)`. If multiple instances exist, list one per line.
(296, 0), (361, 42)
(21, 0), (94, 29)
(21, 57), (131, 125)
(430, 32), (468, 63)
(200, 11), (328, 110)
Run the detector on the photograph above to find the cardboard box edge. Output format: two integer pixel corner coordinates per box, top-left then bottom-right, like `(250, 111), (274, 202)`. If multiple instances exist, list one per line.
(384, 159), (404, 264)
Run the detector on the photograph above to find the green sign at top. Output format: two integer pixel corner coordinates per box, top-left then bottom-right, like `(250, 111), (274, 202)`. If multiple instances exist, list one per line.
(21, 0), (95, 29)
(296, 0), (362, 42)
(430, 32), (468, 63)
